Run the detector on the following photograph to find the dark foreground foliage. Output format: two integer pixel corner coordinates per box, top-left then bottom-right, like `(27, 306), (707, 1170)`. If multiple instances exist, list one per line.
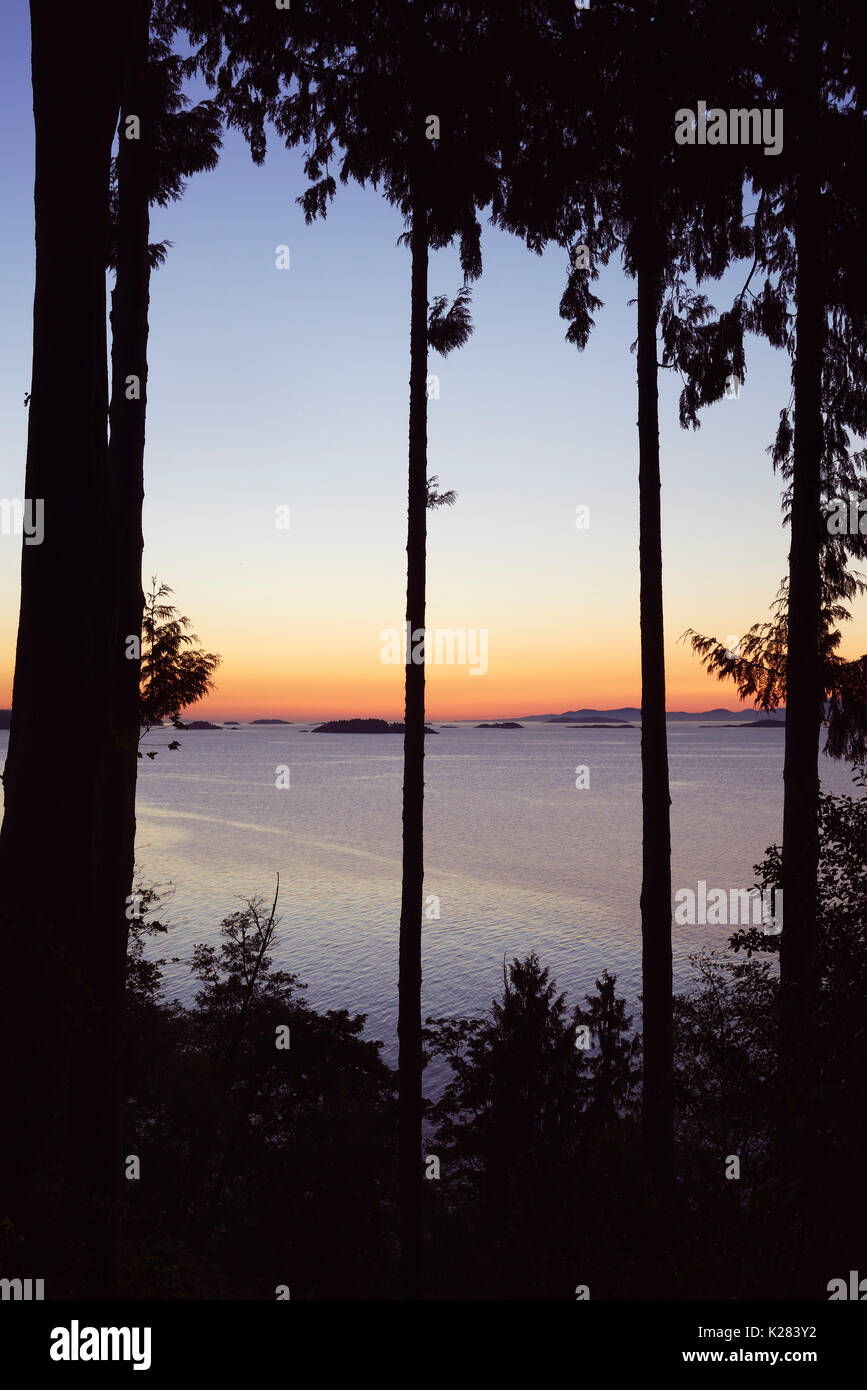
(121, 887), (397, 1299)
(7, 773), (858, 1299)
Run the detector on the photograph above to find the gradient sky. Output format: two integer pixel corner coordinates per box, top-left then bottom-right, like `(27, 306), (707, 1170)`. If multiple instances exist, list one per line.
(2, 8), (864, 720)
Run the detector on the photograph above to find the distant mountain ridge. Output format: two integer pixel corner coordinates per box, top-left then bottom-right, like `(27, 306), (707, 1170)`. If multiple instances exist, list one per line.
(515, 707), (785, 722)
(0, 707), (787, 731)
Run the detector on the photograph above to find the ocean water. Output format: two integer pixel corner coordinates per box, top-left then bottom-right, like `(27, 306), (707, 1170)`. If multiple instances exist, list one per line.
(0, 722), (860, 1063)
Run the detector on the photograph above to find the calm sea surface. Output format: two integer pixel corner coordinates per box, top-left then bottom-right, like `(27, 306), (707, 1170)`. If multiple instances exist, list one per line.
(0, 723), (860, 1064)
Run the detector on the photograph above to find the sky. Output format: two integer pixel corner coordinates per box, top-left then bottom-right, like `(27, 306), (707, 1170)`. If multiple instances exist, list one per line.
(2, 8), (864, 721)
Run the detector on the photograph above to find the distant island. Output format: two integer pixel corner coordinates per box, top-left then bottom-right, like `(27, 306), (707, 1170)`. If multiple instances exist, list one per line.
(313, 718), (439, 734)
(518, 706), (787, 723)
(0, 706), (789, 734)
(701, 719), (785, 728)
(563, 716), (635, 725)
(566, 721), (636, 729)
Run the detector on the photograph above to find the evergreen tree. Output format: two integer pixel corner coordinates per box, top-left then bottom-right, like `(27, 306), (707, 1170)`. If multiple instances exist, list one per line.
(675, 0), (867, 1195)
(0, 0), (137, 1296)
(138, 578), (221, 742)
(575, 970), (641, 1129)
(493, 0), (755, 1203)
(749, 5), (867, 1179)
(186, 0), (499, 1295)
(425, 953), (589, 1197)
(101, 4), (223, 1285)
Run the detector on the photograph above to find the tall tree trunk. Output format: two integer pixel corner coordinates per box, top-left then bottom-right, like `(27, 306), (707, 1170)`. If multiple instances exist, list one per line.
(0, 2), (132, 1296)
(398, 174), (429, 1300)
(100, 0), (154, 1290)
(780, 0), (823, 1196)
(636, 226), (674, 1202)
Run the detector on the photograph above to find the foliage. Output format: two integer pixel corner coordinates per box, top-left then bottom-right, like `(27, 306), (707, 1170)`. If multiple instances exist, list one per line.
(424, 955), (640, 1205)
(427, 287), (473, 356)
(122, 882), (397, 1298)
(425, 474), (457, 509)
(730, 769), (867, 982)
(682, 569), (867, 765)
(674, 951), (778, 1171)
(138, 578), (221, 751)
(108, 1), (222, 272)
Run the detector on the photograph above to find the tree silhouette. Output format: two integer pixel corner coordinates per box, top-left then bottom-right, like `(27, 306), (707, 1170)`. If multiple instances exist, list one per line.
(6, 0), (866, 1304)
(742, 4), (867, 1192)
(771, 2), (826, 1173)
(684, 564), (867, 764)
(100, 2), (223, 1290)
(424, 954), (642, 1297)
(575, 970), (642, 1130)
(425, 953), (590, 1200)
(190, 0), (499, 1296)
(615, 0), (758, 1207)
(105, 0), (222, 825)
(121, 885), (398, 1298)
(0, 0), (138, 1296)
(493, 0), (754, 1203)
(139, 578), (221, 741)
(672, 0), (867, 1196)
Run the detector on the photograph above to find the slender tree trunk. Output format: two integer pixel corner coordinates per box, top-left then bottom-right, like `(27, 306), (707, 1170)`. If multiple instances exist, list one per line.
(636, 226), (674, 1203)
(0, 2), (133, 1295)
(780, 0), (823, 1193)
(100, 0), (153, 1290)
(398, 173), (429, 1300)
